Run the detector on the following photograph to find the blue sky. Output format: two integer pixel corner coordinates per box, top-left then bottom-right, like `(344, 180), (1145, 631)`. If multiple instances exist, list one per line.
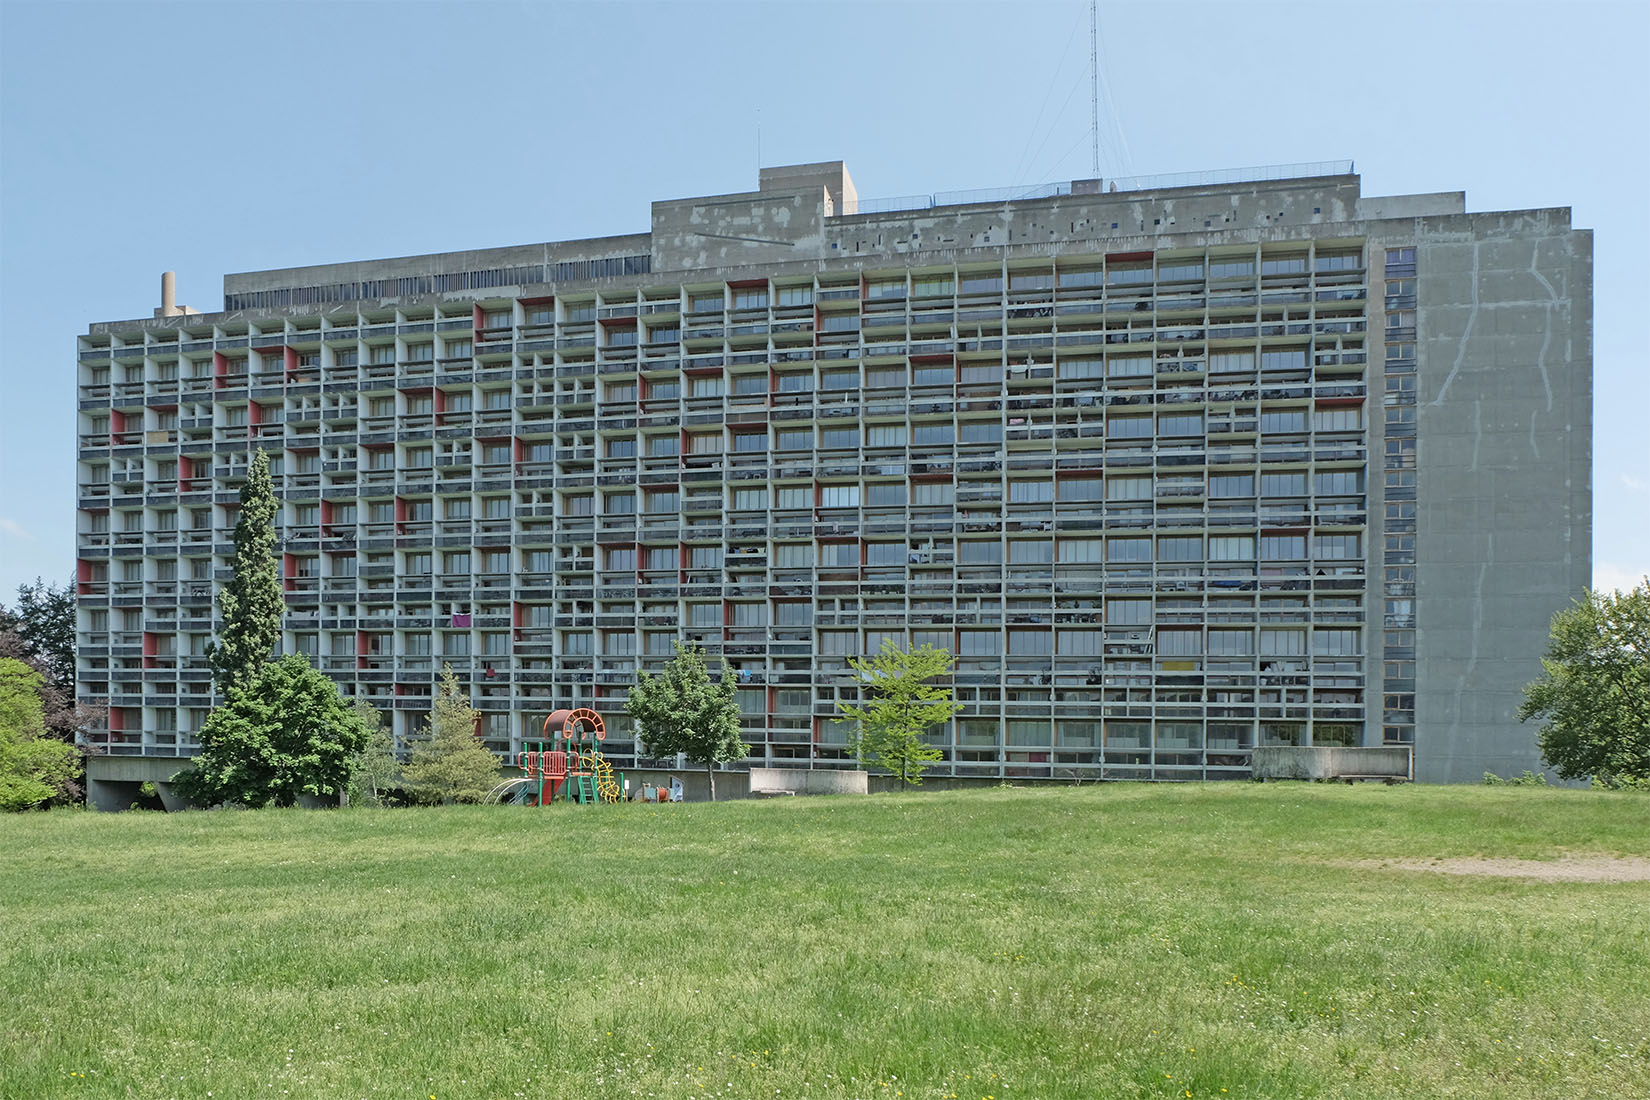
(1, 0), (1645, 598)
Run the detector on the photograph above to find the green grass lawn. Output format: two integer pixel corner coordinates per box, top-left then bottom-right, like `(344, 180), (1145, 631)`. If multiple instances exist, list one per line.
(2, 784), (1647, 1100)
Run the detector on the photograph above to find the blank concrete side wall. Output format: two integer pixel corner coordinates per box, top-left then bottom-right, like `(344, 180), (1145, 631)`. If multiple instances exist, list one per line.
(1411, 211), (1592, 783)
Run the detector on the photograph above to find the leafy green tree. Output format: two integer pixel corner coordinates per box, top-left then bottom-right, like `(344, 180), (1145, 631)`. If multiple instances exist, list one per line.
(625, 640), (745, 801)
(1, 579), (100, 747)
(207, 448), (284, 700)
(0, 578), (75, 687)
(1, 658), (84, 811)
(834, 640), (962, 786)
(347, 698), (399, 806)
(172, 654), (369, 808)
(400, 665), (500, 805)
(1519, 579), (1650, 786)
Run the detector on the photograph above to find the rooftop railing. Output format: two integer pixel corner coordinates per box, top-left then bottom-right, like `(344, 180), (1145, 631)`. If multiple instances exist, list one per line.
(842, 161), (1356, 217)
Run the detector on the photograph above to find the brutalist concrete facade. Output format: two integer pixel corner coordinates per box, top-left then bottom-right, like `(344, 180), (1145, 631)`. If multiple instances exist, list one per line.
(74, 160), (1589, 794)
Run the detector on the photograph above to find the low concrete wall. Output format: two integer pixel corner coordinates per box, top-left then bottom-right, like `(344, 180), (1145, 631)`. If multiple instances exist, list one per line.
(749, 767), (868, 795)
(1251, 746), (1413, 782)
(86, 754), (192, 812)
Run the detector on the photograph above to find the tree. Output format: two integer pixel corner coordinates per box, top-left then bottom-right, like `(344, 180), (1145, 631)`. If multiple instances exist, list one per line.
(1, 658), (85, 811)
(0, 578), (100, 748)
(172, 654), (369, 808)
(400, 665), (500, 805)
(834, 640), (962, 787)
(625, 640), (745, 801)
(1519, 579), (1650, 786)
(347, 699), (399, 806)
(0, 578), (75, 688)
(207, 448), (284, 700)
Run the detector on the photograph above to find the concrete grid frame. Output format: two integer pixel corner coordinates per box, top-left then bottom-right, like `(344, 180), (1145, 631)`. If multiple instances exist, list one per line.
(72, 160), (1590, 794)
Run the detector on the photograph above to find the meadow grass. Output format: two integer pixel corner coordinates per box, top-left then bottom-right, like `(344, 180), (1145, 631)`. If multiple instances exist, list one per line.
(2, 783), (1647, 1100)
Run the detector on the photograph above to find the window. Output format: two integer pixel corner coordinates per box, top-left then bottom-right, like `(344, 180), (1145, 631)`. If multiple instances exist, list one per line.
(1261, 349), (1308, 372)
(912, 424), (954, 446)
(820, 542), (859, 566)
(1314, 407), (1362, 432)
(1057, 358), (1103, 380)
(1260, 629), (1306, 657)
(1107, 538), (1150, 563)
(483, 389), (511, 410)
(959, 541), (1002, 564)
(481, 443), (511, 465)
(605, 436), (637, 459)
(776, 372), (811, 393)
(406, 552), (432, 575)
(1314, 629), (1361, 657)
(443, 498), (471, 520)
(442, 633), (471, 657)
(1105, 477), (1151, 502)
(776, 486), (811, 509)
(731, 431), (766, 453)
(1260, 536), (1306, 560)
(648, 380), (681, 400)
(959, 631), (1000, 656)
(1008, 630), (1052, 655)
(563, 632), (593, 655)
(1314, 470), (1363, 495)
(605, 547), (636, 570)
(1313, 533), (1362, 560)
(776, 428), (810, 450)
(959, 421), (1001, 444)
(648, 435), (680, 457)
(644, 546), (675, 570)
(604, 492), (635, 515)
(688, 432), (722, 455)
(1107, 416), (1151, 439)
(816, 426), (855, 450)
(1209, 536), (1255, 561)
(1260, 472), (1307, 497)
(820, 485), (860, 508)
(1009, 480), (1053, 504)
(562, 494), (593, 516)
(292, 503), (320, 527)
(913, 482), (954, 506)
(1009, 540), (1052, 564)
(1157, 536), (1202, 562)
(821, 368), (857, 389)
(405, 499), (433, 521)
(1209, 351), (1255, 374)
(1260, 409), (1307, 433)
(690, 375), (724, 397)
(1158, 629), (1202, 656)
(1056, 478), (1095, 504)
(865, 483), (905, 507)
(865, 542), (903, 566)
(731, 373), (766, 395)
(1158, 413), (1202, 437)
(646, 489), (679, 513)
(522, 550), (551, 573)
(688, 545), (720, 569)
(732, 487), (766, 510)
(777, 285), (813, 307)
(1209, 474), (1253, 498)
(1106, 599), (1150, 626)
(688, 603), (720, 627)
(604, 381), (638, 402)
(1057, 539), (1103, 563)
(866, 424), (906, 447)
(774, 543), (812, 567)
(728, 603), (767, 627)
(406, 446), (433, 468)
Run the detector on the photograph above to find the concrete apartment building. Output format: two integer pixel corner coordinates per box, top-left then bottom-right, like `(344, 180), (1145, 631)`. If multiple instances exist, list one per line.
(73, 160), (1590, 804)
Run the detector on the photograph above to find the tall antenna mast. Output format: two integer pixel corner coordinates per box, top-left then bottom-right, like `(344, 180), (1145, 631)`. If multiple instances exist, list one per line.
(1089, 0), (1100, 178)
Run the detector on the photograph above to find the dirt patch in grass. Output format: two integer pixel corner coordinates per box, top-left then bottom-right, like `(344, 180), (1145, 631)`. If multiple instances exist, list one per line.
(1349, 856), (1650, 882)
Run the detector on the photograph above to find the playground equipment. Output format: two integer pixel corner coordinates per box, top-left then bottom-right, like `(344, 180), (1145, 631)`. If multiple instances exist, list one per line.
(488, 708), (624, 806)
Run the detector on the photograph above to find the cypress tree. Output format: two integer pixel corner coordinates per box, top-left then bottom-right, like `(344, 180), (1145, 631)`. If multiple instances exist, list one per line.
(207, 448), (284, 699)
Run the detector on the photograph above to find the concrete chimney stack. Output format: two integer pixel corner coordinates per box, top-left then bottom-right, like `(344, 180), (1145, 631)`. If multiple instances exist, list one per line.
(154, 271), (198, 317)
